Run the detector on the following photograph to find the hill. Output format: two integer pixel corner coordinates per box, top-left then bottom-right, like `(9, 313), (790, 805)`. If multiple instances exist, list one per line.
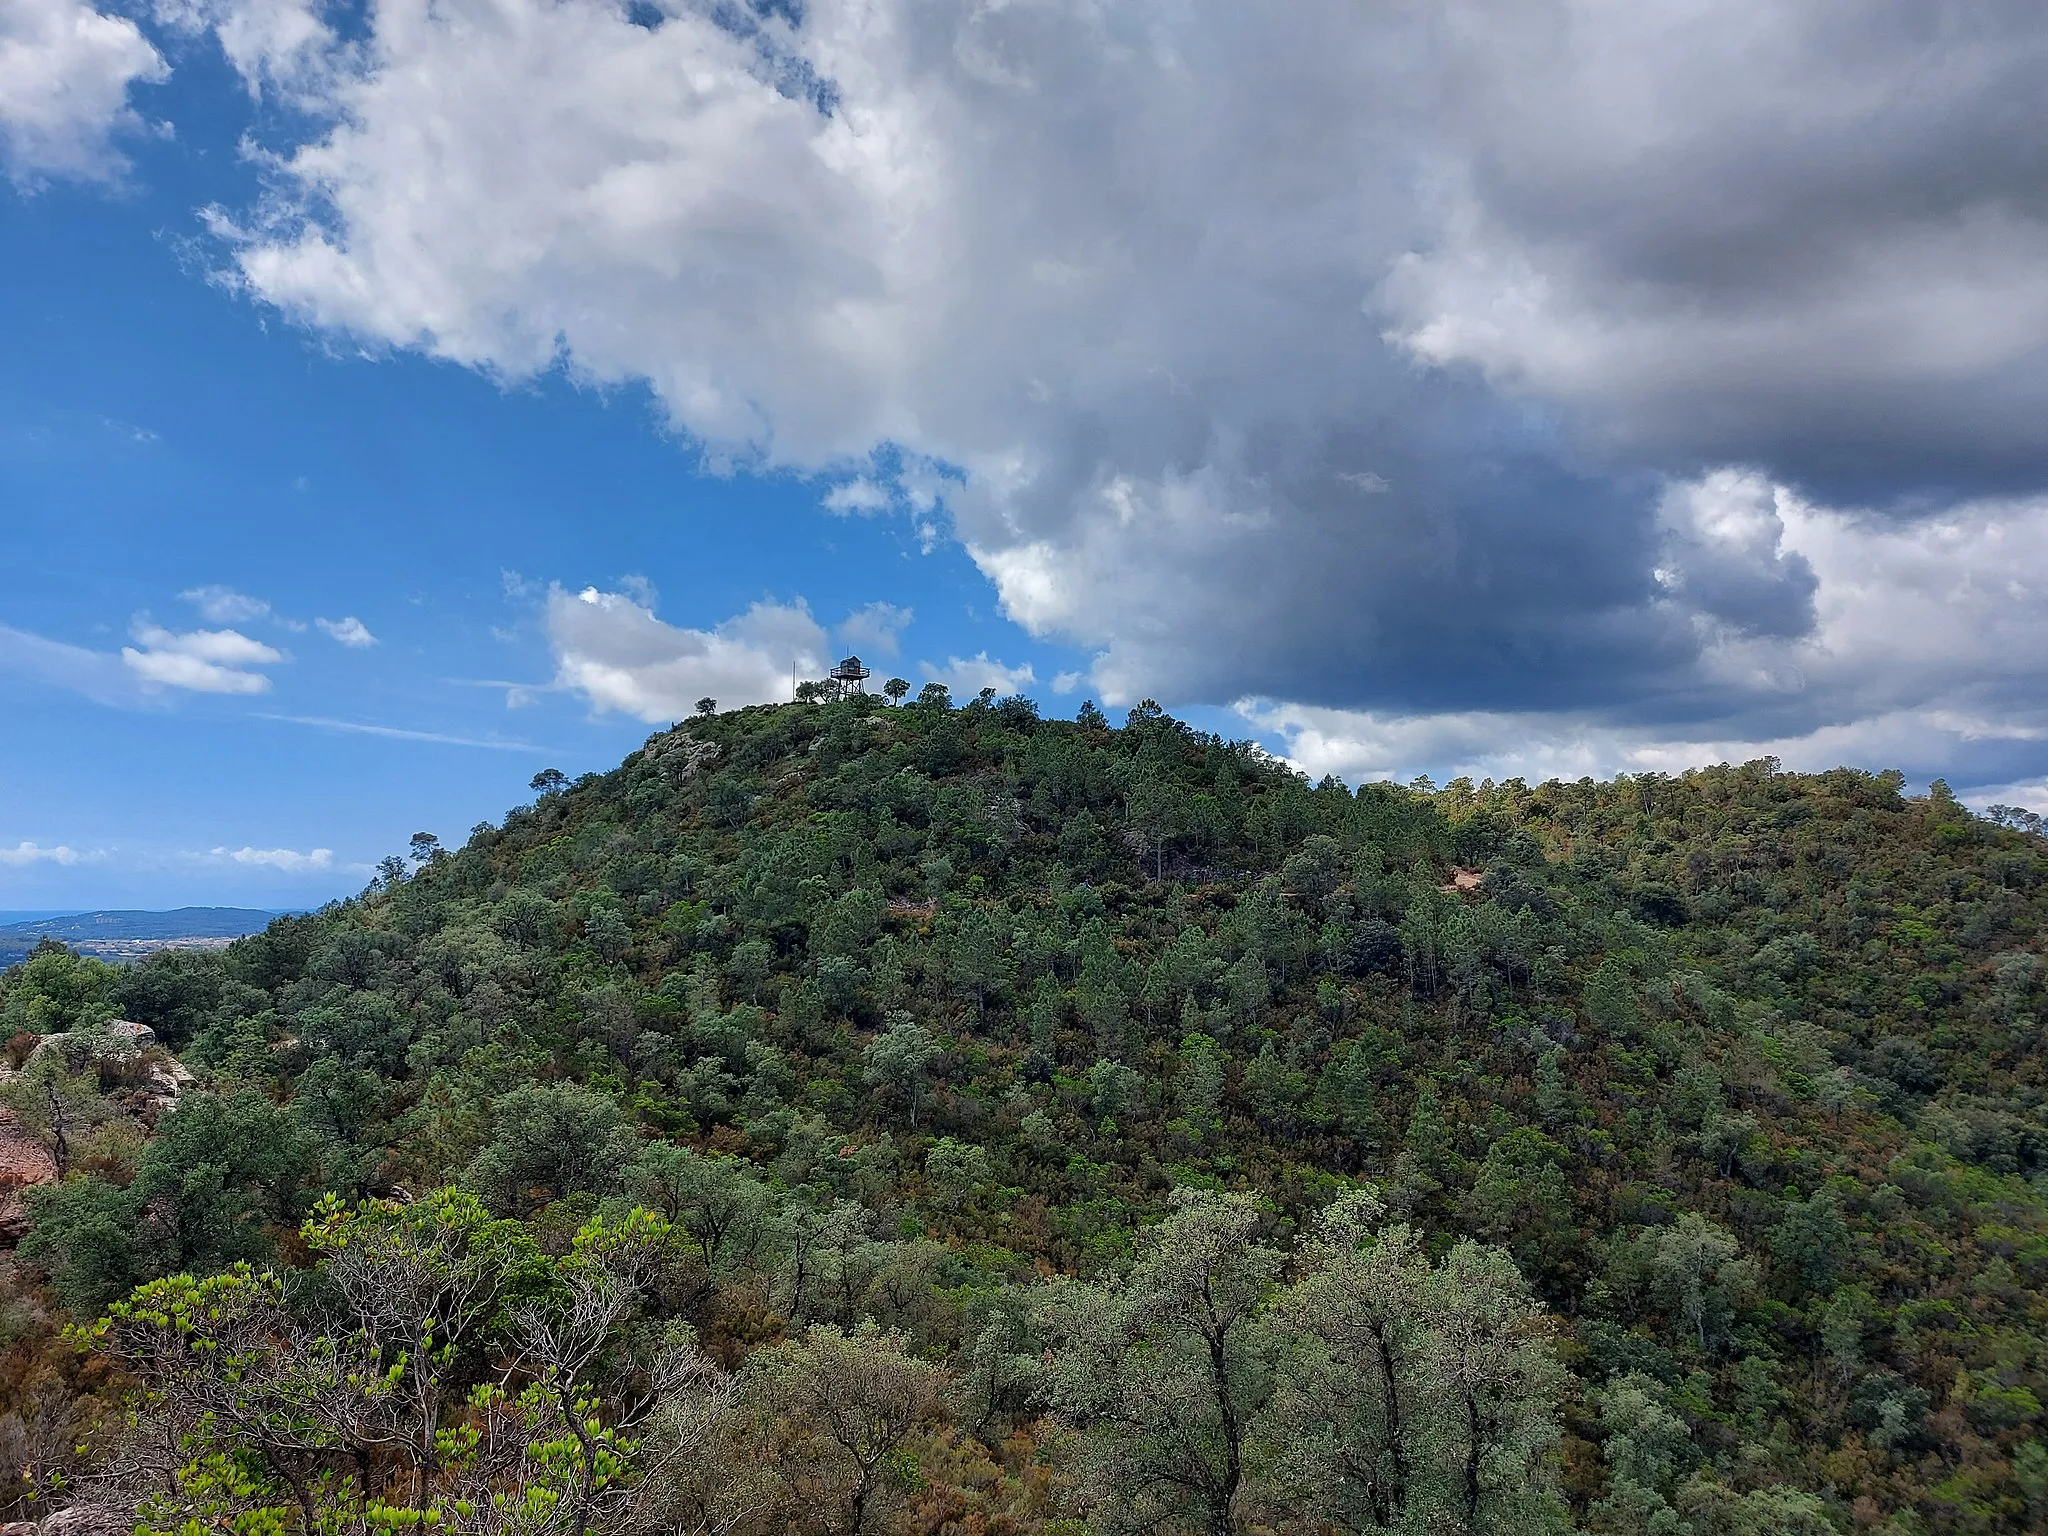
(0, 907), (283, 966)
(2, 690), (2046, 1534)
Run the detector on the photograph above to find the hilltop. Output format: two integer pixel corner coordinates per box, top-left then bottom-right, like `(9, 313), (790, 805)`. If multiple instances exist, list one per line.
(1, 690), (2046, 1534)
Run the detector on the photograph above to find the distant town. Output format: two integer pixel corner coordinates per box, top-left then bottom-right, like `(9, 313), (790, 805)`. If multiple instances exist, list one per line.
(0, 908), (279, 966)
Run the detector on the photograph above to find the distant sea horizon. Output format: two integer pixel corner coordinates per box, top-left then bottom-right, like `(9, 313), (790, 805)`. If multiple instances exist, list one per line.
(0, 908), (304, 925)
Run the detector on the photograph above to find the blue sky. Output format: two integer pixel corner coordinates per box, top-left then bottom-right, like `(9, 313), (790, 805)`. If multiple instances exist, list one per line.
(0, 52), (1094, 907)
(7, 0), (2048, 909)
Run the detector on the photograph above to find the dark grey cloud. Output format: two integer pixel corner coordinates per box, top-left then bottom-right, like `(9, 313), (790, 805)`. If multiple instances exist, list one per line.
(1387, 0), (2048, 501)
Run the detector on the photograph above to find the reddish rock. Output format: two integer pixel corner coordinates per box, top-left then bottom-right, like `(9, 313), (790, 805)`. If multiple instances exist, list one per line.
(0, 1109), (58, 1240)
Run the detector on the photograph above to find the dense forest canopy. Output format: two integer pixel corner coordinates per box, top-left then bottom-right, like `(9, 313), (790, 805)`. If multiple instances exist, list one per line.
(3, 687), (2048, 1535)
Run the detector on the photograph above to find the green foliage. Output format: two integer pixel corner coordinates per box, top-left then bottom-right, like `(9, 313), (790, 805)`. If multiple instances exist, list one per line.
(463, 1081), (642, 1215)
(9, 706), (2048, 1531)
(1, 940), (117, 1034)
(78, 1194), (736, 1536)
(23, 1089), (319, 1311)
(1041, 1190), (1284, 1535)
(863, 1012), (939, 1126)
(745, 1319), (942, 1535)
(1043, 1189), (1569, 1535)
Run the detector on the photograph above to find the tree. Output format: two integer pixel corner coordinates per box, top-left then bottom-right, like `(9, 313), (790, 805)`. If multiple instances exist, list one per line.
(1127, 773), (1186, 881)
(28, 1090), (325, 1299)
(946, 906), (1008, 1021)
(1649, 1212), (1756, 1354)
(744, 1320), (942, 1536)
(1257, 1196), (1568, 1536)
(0, 941), (117, 1034)
(465, 1083), (642, 1215)
(862, 1013), (939, 1127)
(1042, 1191), (1282, 1536)
(726, 937), (774, 1002)
(812, 888), (882, 960)
(0, 1045), (114, 1176)
(20, 1175), (144, 1315)
(923, 1136), (991, 1213)
(628, 1142), (775, 1291)
(882, 678), (909, 704)
(696, 696), (718, 716)
(1768, 1185), (1850, 1296)
(80, 1196), (748, 1536)
(531, 767), (570, 797)
(1175, 1031), (1227, 1141)
(585, 904), (632, 963)
(1043, 1190), (1567, 1536)
(409, 830), (442, 864)
(1459, 1127), (1575, 1279)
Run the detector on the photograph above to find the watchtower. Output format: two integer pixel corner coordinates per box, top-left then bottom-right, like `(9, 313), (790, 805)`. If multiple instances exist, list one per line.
(828, 655), (872, 701)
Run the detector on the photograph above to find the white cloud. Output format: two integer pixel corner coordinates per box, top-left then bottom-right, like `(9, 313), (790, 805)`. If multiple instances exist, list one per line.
(837, 601), (911, 659)
(259, 713), (547, 751)
(0, 841), (100, 866)
(182, 0), (2048, 782)
(0, 622), (147, 706)
(181, 585), (274, 624)
(149, 0), (330, 94)
(823, 479), (892, 515)
(921, 653), (1035, 699)
(209, 845), (334, 871)
(1967, 778), (2048, 818)
(316, 615), (376, 646)
(1051, 670), (1082, 695)
(545, 585), (826, 723)
(0, 0), (165, 186)
(122, 622), (283, 694)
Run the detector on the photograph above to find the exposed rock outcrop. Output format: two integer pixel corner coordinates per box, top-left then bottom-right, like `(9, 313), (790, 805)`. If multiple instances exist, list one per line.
(22, 1019), (194, 1120)
(0, 1109), (58, 1238)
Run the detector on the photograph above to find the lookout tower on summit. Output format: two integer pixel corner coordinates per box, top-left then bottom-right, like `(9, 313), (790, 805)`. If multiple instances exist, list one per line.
(828, 655), (872, 700)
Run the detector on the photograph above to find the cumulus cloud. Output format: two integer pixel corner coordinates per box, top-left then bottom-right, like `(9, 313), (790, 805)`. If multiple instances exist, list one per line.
(1379, 0), (2048, 498)
(149, 0), (331, 95)
(0, 0), (165, 186)
(181, 585), (274, 624)
(316, 615), (376, 646)
(837, 601), (911, 659)
(823, 479), (892, 515)
(1247, 476), (2048, 798)
(0, 841), (100, 866)
(122, 623), (283, 693)
(545, 585), (826, 722)
(922, 653), (1035, 699)
(209, 845), (333, 870)
(181, 0), (2048, 779)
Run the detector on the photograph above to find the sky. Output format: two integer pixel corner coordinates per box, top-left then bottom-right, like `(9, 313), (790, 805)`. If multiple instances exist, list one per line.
(4, 0), (2048, 910)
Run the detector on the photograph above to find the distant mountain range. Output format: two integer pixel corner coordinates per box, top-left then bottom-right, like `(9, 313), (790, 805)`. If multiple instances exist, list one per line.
(0, 908), (282, 965)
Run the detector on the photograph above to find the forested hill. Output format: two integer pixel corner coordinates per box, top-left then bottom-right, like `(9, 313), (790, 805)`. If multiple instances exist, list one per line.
(6, 689), (2048, 1535)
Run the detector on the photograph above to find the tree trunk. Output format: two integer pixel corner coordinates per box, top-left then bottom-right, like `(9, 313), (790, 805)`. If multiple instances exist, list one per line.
(1371, 1319), (1409, 1526)
(42, 1078), (68, 1176)
(1206, 1325), (1243, 1536)
(1463, 1389), (1483, 1527)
